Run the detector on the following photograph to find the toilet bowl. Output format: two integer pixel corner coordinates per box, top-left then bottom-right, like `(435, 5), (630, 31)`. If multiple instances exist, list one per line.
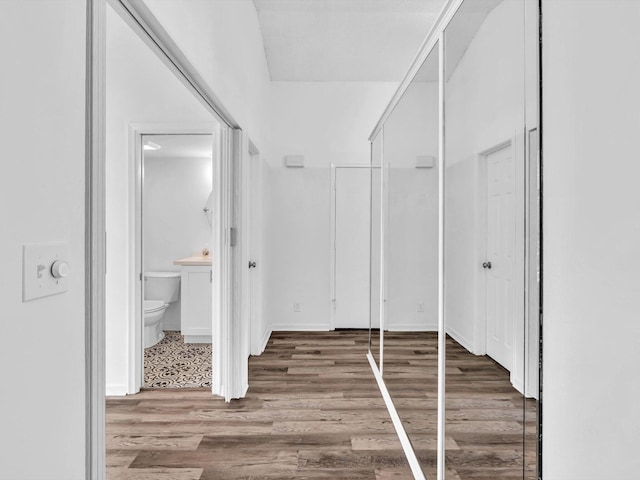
(144, 300), (168, 348)
(143, 271), (181, 348)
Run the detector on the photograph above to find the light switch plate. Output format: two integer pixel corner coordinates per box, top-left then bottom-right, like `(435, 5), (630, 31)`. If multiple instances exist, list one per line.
(23, 242), (69, 302)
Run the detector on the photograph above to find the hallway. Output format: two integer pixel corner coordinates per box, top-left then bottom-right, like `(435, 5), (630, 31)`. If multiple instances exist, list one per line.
(107, 330), (533, 479)
(106, 331), (412, 479)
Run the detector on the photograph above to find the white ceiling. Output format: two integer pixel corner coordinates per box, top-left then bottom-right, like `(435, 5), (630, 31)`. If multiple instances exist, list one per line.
(143, 134), (213, 159)
(252, 0), (448, 82)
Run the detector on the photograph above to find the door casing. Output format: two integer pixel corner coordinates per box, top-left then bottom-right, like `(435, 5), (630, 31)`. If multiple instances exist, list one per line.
(130, 124), (217, 394)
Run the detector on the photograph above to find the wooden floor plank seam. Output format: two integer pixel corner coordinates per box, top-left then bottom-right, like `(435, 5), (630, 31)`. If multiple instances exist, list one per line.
(106, 330), (534, 480)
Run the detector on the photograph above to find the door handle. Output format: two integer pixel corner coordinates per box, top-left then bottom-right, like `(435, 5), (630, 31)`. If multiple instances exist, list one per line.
(249, 261), (256, 269)
(482, 261), (492, 269)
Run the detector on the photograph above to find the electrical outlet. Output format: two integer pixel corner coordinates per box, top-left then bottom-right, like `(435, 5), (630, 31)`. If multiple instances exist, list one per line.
(417, 303), (424, 312)
(293, 302), (301, 312)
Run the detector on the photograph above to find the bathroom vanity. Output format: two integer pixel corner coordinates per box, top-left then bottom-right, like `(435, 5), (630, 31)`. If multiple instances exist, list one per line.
(174, 256), (212, 343)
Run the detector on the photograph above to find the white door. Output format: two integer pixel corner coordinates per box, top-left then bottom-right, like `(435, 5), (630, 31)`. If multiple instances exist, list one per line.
(212, 126), (246, 400)
(248, 149), (261, 355)
(333, 167), (370, 329)
(485, 143), (515, 370)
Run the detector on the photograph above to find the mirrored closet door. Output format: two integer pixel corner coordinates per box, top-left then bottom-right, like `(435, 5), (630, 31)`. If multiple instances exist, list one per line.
(443, 0), (537, 477)
(381, 43), (441, 478)
(370, 131), (383, 369)
(368, 0), (540, 478)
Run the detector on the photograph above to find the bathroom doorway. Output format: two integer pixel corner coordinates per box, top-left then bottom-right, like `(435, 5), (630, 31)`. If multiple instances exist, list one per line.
(139, 132), (215, 388)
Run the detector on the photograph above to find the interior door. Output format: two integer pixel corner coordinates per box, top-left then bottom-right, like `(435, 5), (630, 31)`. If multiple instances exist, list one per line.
(334, 167), (370, 329)
(485, 142), (515, 370)
(248, 149), (261, 355)
(212, 125), (246, 400)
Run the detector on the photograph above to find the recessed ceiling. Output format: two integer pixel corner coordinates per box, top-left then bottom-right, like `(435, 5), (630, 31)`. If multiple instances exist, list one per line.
(143, 134), (213, 159)
(252, 0), (448, 82)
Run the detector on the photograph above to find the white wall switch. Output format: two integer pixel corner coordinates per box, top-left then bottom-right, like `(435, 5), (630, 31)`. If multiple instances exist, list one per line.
(293, 302), (301, 312)
(417, 303), (425, 312)
(23, 242), (69, 302)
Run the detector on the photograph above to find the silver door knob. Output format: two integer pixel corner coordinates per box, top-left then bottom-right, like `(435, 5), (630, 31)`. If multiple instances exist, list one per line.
(482, 261), (492, 269)
(249, 261), (256, 269)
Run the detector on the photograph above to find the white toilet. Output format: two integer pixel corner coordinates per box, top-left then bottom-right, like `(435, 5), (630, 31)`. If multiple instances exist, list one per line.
(143, 271), (181, 348)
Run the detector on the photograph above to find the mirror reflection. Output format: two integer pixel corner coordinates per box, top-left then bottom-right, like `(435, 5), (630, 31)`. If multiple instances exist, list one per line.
(368, 0), (539, 477)
(443, 0), (536, 478)
(380, 44), (440, 476)
(370, 131), (383, 369)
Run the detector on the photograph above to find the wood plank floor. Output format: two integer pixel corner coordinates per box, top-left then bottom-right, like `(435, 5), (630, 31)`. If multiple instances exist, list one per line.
(107, 330), (537, 479)
(382, 332), (537, 480)
(106, 331), (414, 480)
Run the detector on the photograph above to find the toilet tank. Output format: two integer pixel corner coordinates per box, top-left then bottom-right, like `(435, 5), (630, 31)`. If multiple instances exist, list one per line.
(144, 271), (181, 303)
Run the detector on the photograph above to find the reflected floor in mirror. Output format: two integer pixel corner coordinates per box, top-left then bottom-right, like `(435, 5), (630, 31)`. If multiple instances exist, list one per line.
(382, 332), (535, 479)
(445, 335), (536, 480)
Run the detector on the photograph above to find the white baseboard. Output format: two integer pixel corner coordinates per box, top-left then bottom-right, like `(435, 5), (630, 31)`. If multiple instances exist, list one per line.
(271, 323), (331, 331)
(510, 371), (525, 396)
(184, 335), (212, 343)
(258, 328), (272, 354)
(386, 324), (438, 332)
(446, 324), (474, 353)
(106, 384), (128, 396)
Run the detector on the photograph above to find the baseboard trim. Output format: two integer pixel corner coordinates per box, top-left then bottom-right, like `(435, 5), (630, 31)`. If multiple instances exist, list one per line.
(106, 384), (128, 397)
(386, 324), (438, 332)
(271, 323), (331, 331)
(510, 371), (525, 396)
(446, 324), (474, 353)
(184, 335), (212, 344)
(259, 328), (272, 354)
(367, 352), (426, 480)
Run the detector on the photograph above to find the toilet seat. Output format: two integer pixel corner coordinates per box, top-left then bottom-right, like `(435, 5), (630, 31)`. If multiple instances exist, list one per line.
(144, 300), (166, 314)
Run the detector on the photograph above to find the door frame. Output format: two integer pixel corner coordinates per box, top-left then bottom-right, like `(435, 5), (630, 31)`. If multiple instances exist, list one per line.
(524, 127), (540, 399)
(330, 163), (370, 330)
(129, 124), (217, 393)
(88, 1), (246, 477)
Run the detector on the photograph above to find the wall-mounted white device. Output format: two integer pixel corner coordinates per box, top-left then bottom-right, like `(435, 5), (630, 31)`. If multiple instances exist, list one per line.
(416, 155), (436, 168)
(284, 155), (304, 168)
(23, 242), (69, 302)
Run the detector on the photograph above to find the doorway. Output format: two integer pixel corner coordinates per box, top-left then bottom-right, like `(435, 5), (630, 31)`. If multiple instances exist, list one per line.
(139, 133), (214, 388)
(331, 165), (371, 329)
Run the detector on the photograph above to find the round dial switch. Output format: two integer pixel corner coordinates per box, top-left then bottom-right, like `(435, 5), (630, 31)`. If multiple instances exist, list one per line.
(51, 260), (69, 279)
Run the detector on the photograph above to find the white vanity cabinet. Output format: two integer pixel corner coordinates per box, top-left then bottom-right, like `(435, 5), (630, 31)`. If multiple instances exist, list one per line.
(174, 256), (212, 343)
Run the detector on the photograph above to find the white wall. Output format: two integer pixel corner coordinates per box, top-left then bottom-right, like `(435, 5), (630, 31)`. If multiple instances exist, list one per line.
(0, 2), (87, 478)
(266, 82), (397, 330)
(140, 0), (275, 345)
(443, 0), (525, 356)
(383, 82), (439, 331)
(131, 1), (399, 333)
(143, 155), (212, 330)
(542, 1), (640, 478)
(105, 4), (213, 394)
(142, 0), (272, 154)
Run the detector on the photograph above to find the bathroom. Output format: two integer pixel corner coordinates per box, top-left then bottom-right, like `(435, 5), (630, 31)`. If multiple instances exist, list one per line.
(141, 133), (214, 388)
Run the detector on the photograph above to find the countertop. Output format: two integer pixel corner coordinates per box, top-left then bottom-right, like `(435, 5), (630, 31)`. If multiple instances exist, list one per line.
(173, 255), (212, 266)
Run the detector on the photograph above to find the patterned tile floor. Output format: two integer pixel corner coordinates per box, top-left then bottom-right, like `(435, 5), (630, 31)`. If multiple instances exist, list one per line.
(144, 331), (212, 388)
